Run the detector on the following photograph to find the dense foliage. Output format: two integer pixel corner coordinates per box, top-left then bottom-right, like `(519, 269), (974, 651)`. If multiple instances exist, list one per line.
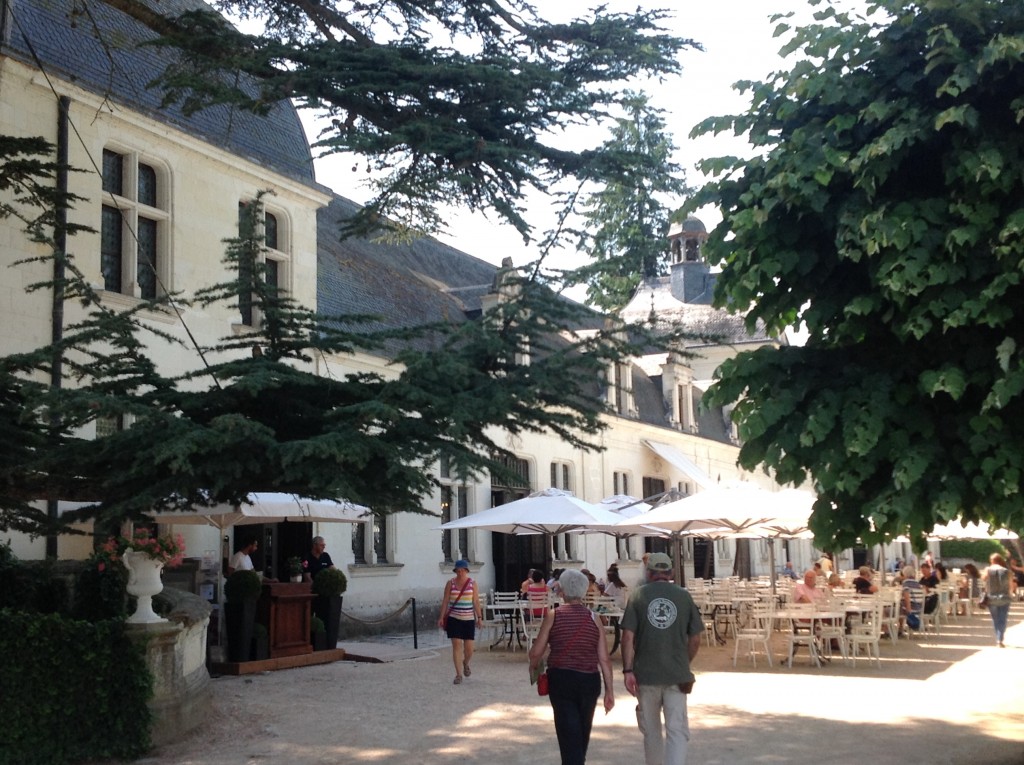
(0, 610), (152, 765)
(104, 0), (696, 242)
(312, 566), (348, 597)
(693, 0), (1024, 548)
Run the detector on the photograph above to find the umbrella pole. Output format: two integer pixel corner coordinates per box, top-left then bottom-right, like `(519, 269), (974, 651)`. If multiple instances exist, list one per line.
(769, 538), (777, 595)
(673, 535), (683, 586)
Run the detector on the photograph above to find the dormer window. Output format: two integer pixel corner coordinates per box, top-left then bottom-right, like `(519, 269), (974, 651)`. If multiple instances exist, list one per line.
(608, 361), (634, 416)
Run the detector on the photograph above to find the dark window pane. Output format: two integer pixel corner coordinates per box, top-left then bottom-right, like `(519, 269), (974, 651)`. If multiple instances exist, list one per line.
(264, 258), (279, 289)
(238, 202), (256, 238)
(441, 485), (453, 561)
(95, 414), (124, 438)
(101, 205), (122, 292)
(457, 486), (468, 558)
(238, 246), (254, 326)
(264, 212), (278, 250)
(352, 524), (365, 564)
(137, 217), (157, 299)
(137, 163), (157, 207)
(373, 517), (387, 563)
(642, 477), (666, 498)
(102, 150), (123, 196)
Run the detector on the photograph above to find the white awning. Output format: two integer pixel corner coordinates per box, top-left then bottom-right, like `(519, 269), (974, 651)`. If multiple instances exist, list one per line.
(642, 440), (716, 490)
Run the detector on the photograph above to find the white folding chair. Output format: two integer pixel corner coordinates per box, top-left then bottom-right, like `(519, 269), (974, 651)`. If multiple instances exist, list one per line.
(921, 590), (941, 636)
(847, 601), (883, 668)
(816, 612), (847, 663)
(785, 605), (820, 668)
(881, 589), (902, 643)
(733, 603), (775, 668)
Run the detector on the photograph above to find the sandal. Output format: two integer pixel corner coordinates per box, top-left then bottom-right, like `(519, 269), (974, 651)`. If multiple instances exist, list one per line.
(453, 675), (463, 685)
(463, 662), (472, 677)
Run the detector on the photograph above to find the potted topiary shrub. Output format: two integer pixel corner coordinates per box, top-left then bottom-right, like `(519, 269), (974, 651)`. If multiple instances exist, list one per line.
(310, 615), (327, 651)
(224, 570), (262, 662)
(251, 622), (270, 661)
(311, 568), (347, 649)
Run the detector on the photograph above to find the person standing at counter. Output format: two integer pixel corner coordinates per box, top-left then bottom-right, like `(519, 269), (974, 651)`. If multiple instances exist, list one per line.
(302, 536), (334, 582)
(228, 535), (258, 575)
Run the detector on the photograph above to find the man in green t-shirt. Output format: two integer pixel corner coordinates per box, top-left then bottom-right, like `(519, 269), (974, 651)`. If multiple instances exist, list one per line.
(620, 552), (703, 765)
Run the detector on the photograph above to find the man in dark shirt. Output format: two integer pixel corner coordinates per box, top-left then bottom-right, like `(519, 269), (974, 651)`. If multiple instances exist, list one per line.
(919, 562), (940, 613)
(302, 536), (335, 582)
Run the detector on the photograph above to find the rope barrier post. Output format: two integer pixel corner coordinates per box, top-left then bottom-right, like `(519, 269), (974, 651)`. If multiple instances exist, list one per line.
(411, 598), (418, 649)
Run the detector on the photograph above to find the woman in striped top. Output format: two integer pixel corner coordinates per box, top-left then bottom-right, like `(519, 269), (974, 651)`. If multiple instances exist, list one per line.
(528, 569), (614, 765)
(438, 559), (483, 684)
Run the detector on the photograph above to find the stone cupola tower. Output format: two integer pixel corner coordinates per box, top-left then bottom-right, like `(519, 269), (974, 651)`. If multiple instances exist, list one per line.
(667, 215), (714, 305)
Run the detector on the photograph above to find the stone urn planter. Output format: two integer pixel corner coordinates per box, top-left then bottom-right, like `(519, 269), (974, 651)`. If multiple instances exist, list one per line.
(123, 549), (167, 624)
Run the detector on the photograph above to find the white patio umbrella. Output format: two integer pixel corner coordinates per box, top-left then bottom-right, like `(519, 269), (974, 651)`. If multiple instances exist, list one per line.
(437, 488), (623, 535)
(150, 492), (372, 530)
(612, 482), (815, 585)
(437, 488), (625, 570)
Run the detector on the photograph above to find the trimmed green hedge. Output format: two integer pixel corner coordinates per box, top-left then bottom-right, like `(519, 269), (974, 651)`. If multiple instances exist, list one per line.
(0, 610), (152, 765)
(940, 539), (1005, 563)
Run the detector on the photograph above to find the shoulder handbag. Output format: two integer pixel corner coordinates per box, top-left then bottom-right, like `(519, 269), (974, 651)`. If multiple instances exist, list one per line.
(537, 670), (549, 696)
(977, 593), (990, 608)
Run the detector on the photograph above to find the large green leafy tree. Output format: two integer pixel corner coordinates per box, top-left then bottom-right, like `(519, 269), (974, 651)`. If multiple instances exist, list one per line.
(567, 92), (687, 311)
(693, 0), (1024, 548)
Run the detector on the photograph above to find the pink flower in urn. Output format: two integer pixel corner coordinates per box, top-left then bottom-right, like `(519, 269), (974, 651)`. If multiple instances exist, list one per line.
(115, 530), (187, 567)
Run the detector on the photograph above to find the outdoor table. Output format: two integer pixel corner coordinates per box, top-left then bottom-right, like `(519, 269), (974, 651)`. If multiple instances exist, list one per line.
(730, 596), (761, 631)
(486, 601), (527, 650)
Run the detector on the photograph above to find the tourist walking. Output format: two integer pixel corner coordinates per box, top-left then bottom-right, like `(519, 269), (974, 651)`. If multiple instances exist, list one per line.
(528, 569), (614, 765)
(620, 553), (704, 765)
(438, 560), (483, 684)
(983, 553), (1014, 647)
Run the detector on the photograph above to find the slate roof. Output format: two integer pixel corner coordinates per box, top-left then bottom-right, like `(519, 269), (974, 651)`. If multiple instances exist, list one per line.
(315, 196), (741, 441)
(316, 195), (502, 356)
(621, 275), (774, 347)
(1, 0), (316, 186)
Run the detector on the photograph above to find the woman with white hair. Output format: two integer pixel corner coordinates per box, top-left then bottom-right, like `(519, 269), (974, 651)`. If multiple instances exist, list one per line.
(983, 553), (1014, 647)
(528, 568), (614, 765)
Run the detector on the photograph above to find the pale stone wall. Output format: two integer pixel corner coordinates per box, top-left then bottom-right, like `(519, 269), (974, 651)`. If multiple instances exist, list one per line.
(1, 56), (327, 560)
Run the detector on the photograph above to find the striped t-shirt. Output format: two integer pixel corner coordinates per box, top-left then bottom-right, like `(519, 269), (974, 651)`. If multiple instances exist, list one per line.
(547, 603), (600, 673)
(447, 578), (477, 621)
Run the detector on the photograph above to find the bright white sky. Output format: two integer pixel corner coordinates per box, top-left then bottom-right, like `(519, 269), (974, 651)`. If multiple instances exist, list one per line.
(307, 0), (868, 275)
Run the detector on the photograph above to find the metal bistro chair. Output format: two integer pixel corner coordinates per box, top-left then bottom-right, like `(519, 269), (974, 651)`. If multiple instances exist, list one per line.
(487, 591), (523, 650)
